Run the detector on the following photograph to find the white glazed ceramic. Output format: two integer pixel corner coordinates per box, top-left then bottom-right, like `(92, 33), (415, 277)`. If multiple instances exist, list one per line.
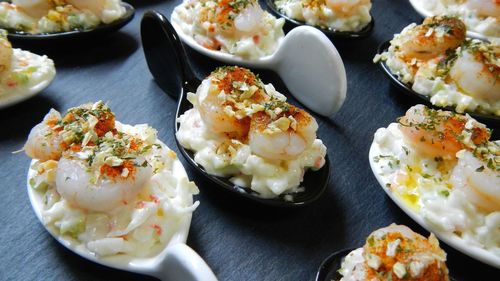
(27, 141), (218, 281)
(408, 0), (497, 41)
(171, 19), (347, 117)
(0, 67), (55, 109)
(368, 134), (500, 269)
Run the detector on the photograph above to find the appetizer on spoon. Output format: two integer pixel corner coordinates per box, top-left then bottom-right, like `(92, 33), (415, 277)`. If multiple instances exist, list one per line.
(169, 2), (347, 117)
(317, 224), (452, 281)
(267, 0), (374, 38)
(172, 0), (285, 59)
(408, 0), (499, 41)
(176, 66), (328, 201)
(141, 12), (330, 207)
(24, 101), (217, 281)
(0, 29), (55, 109)
(369, 105), (500, 268)
(0, 0), (134, 42)
(375, 16), (500, 122)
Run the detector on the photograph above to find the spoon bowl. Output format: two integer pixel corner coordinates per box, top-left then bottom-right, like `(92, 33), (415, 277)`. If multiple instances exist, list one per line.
(0, 69), (55, 109)
(141, 10), (331, 208)
(170, 9), (347, 117)
(265, 0), (374, 39)
(6, 3), (135, 44)
(27, 145), (217, 281)
(315, 248), (352, 281)
(376, 40), (500, 125)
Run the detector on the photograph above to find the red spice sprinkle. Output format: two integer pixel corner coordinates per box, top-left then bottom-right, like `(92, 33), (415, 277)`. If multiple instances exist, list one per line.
(136, 201), (145, 209)
(122, 200), (128, 205)
(252, 35), (260, 44)
(152, 224), (162, 235)
(70, 144), (82, 152)
(7, 80), (17, 87)
(149, 195), (159, 203)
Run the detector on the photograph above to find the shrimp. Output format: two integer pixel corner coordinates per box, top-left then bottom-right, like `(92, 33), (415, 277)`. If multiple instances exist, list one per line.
(361, 224), (448, 281)
(448, 41), (500, 103)
(55, 155), (153, 212)
(399, 105), (490, 159)
(24, 109), (64, 161)
(325, 0), (371, 17)
(196, 66), (268, 139)
(24, 102), (116, 161)
(212, 0), (263, 37)
(450, 148), (500, 212)
(248, 103), (318, 160)
(465, 0), (500, 18)
(397, 16), (466, 61)
(0, 31), (12, 75)
(11, 0), (54, 19)
(66, 0), (125, 23)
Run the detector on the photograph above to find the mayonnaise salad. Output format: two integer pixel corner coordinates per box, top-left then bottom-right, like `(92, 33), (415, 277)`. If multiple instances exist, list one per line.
(374, 16), (500, 116)
(0, 30), (55, 101)
(416, 0), (499, 38)
(0, 0), (126, 34)
(176, 66), (327, 199)
(24, 101), (199, 258)
(172, 0), (284, 59)
(371, 105), (499, 260)
(340, 224), (449, 281)
(275, 0), (372, 32)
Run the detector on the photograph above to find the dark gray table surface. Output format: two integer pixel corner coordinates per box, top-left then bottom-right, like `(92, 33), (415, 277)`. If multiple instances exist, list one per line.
(0, 0), (498, 280)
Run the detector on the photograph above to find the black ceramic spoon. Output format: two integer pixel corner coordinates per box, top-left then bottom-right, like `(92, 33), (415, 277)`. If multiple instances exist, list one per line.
(265, 0), (374, 39)
(6, 2), (135, 43)
(141, 10), (330, 208)
(316, 248), (459, 281)
(377, 40), (500, 125)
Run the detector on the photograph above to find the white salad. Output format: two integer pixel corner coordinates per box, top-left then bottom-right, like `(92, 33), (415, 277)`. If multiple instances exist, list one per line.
(275, 0), (372, 32)
(375, 16), (500, 117)
(339, 224), (449, 281)
(415, 0), (499, 38)
(0, 30), (55, 104)
(176, 66), (327, 199)
(172, 0), (284, 59)
(371, 105), (500, 263)
(0, 0), (126, 34)
(24, 101), (199, 259)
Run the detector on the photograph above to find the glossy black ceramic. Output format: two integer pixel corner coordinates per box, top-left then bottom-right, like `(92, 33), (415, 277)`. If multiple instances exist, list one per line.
(377, 40), (500, 125)
(141, 10), (330, 208)
(316, 248), (352, 281)
(6, 3), (135, 43)
(265, 0), (374, 38)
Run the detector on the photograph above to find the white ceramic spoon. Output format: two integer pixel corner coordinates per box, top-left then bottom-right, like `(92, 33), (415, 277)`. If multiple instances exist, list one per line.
(368, 130), (500, 269)
(170, 15), (347, 117)
(0, 50), (56, 109)
(408, 0), (498, 42)
(27, 142), (218, 281)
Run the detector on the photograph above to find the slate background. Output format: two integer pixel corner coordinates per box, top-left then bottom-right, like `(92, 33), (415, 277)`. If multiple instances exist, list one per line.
(0, 0), (498, 280)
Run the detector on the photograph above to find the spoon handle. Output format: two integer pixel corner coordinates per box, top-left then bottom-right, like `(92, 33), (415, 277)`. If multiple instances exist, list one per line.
(141, 10), (198, 98)
(152, 243), (218, 281)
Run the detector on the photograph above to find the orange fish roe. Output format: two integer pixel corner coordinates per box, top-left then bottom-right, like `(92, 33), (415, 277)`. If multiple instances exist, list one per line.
(100, 160), (136, 179)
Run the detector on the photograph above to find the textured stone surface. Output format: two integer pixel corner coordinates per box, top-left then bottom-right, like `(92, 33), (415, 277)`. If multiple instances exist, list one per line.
(0, 0), (498, 280)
